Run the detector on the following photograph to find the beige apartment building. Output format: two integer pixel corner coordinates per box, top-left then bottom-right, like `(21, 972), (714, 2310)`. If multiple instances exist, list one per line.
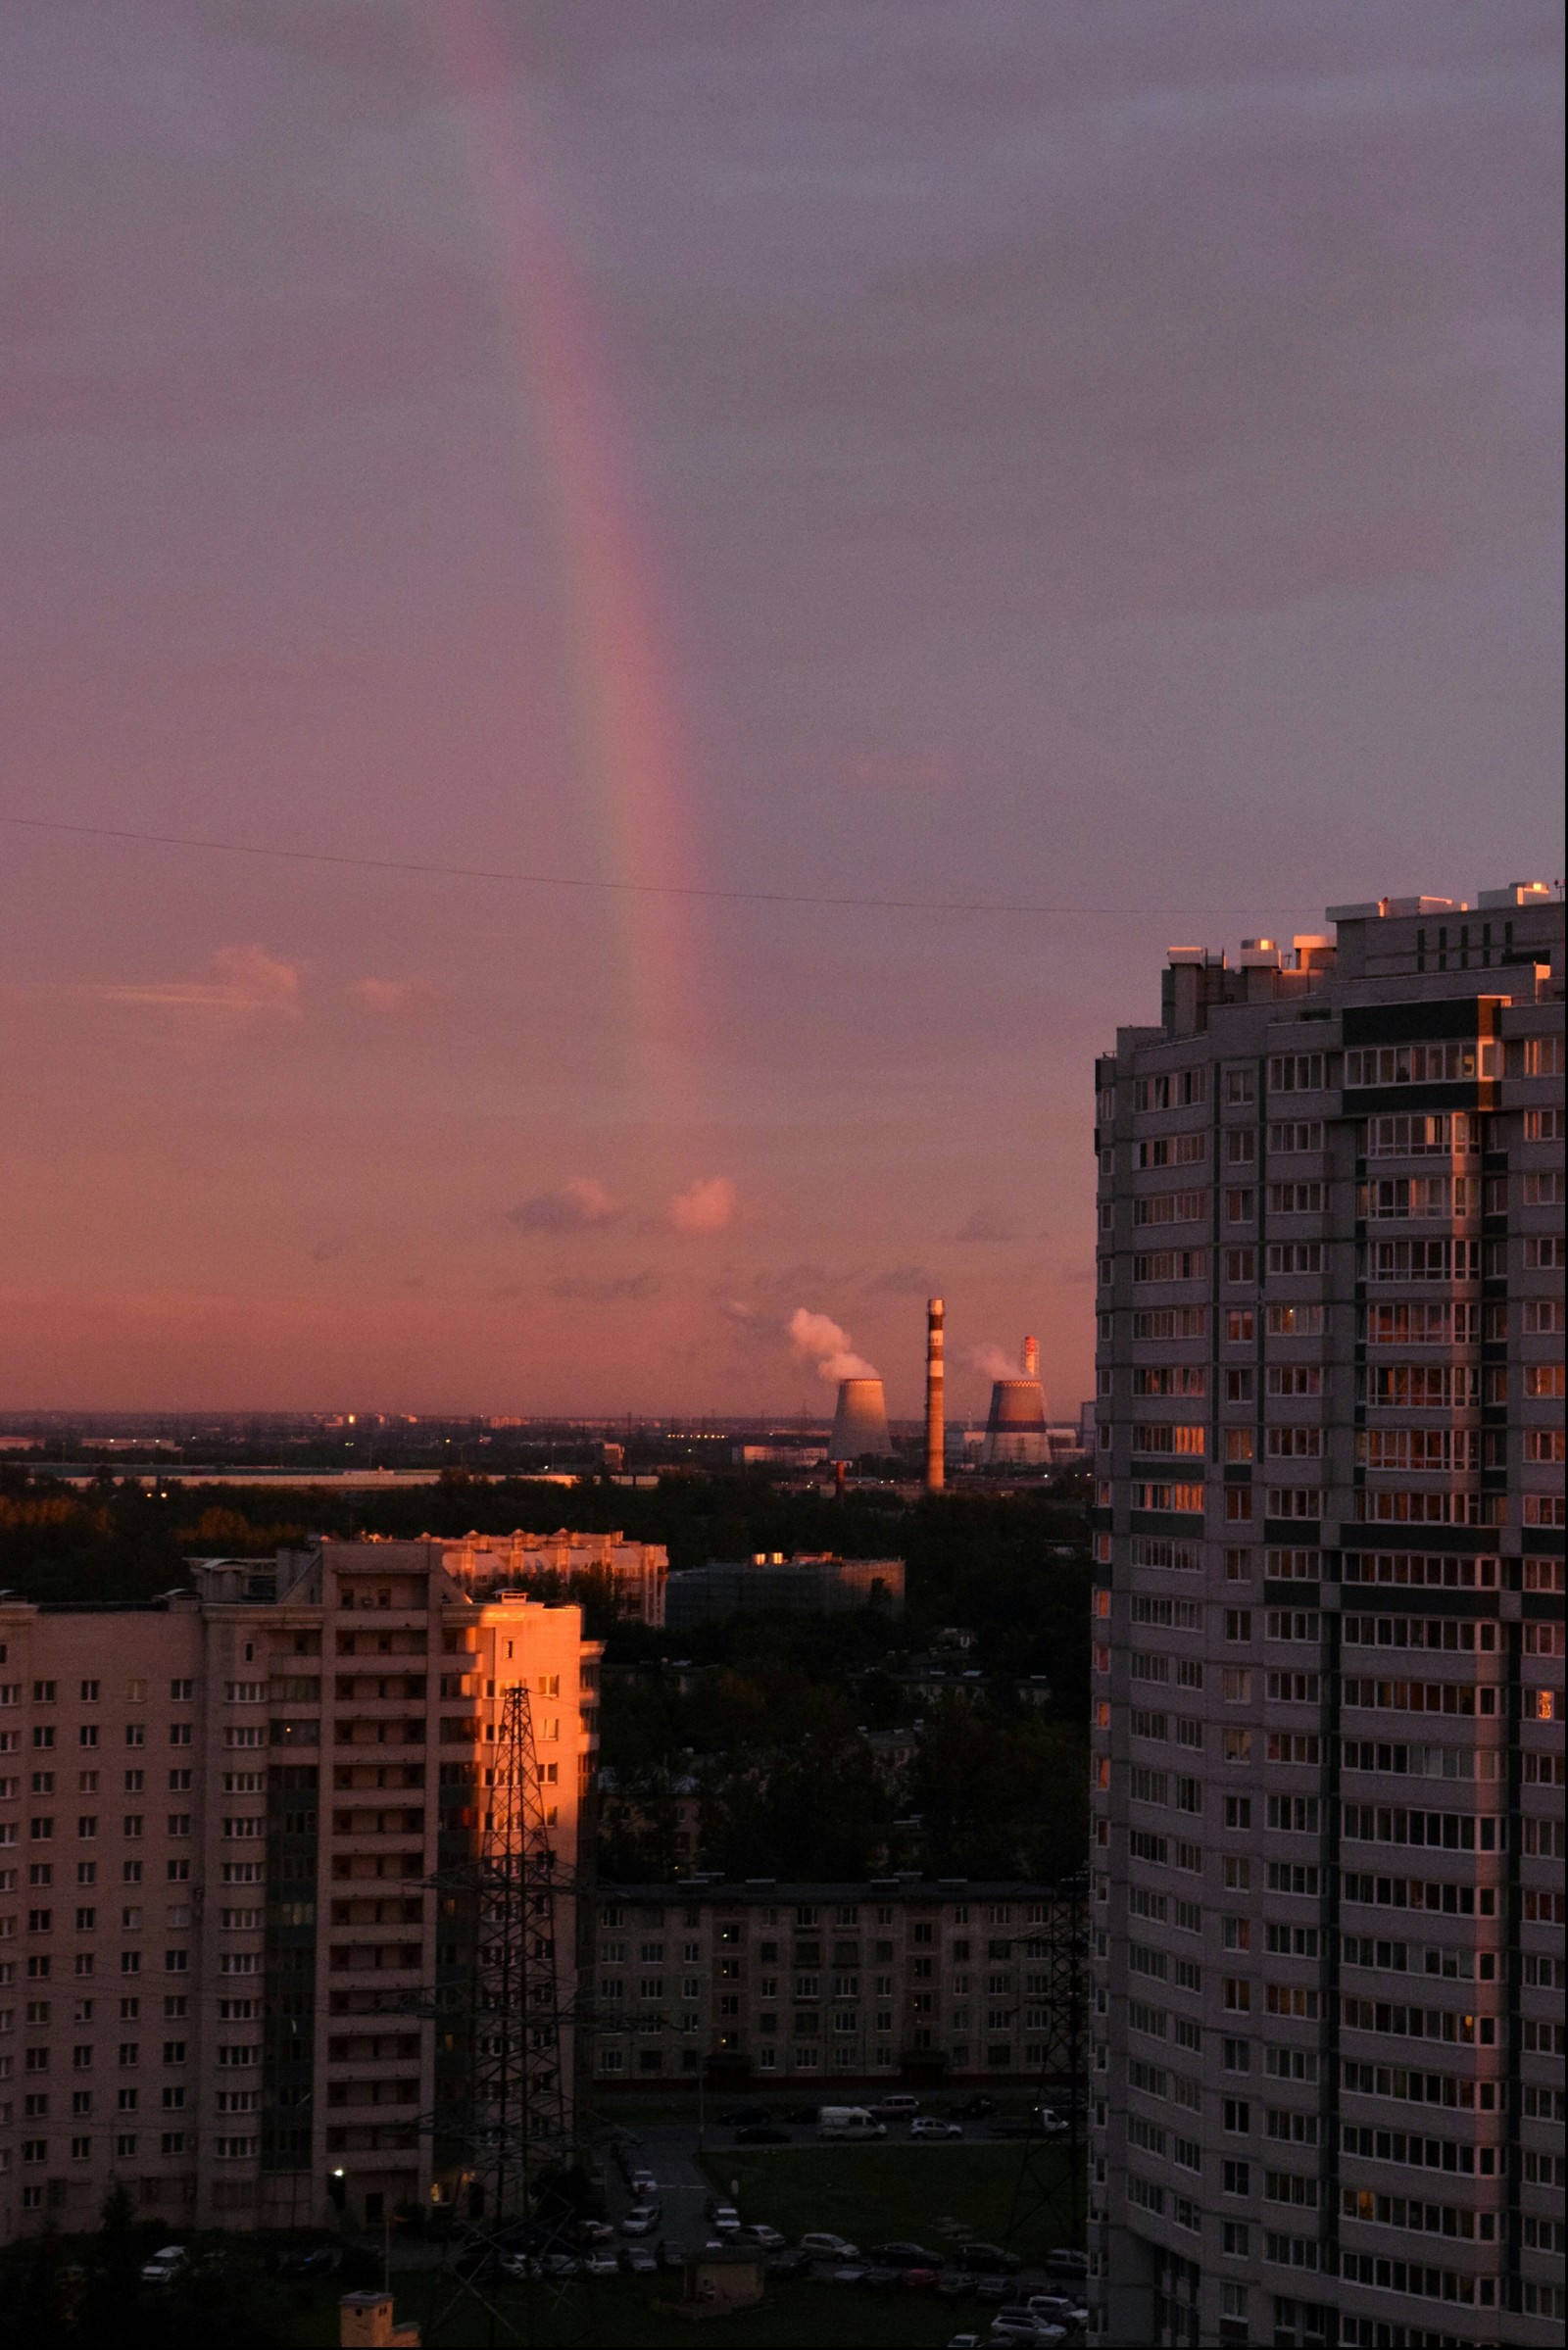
(1090, 884), (1565, 2350)
(438, 1528), (668, 1627)
(586, 1878), (1085, 2090)
(0, 1539), (599, 2241)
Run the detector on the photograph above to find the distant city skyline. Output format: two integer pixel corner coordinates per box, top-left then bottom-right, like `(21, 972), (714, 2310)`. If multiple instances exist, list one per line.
(1, 3), (1560, 1414)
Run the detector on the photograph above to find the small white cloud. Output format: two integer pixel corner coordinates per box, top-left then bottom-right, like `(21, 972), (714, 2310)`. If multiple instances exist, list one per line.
(95, 943), (301, 1017)
(669, 1175), (736, 1235)
(508, 1177), (622, 1234)
(349, 977), (416, 1014)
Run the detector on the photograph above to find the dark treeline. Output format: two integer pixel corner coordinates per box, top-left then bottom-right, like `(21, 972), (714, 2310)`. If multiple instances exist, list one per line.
(0, 1467), (1090, 1888)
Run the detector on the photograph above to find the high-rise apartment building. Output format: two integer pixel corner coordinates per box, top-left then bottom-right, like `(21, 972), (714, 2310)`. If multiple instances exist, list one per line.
(1089, 885), (1565, 2349)
(0, 1540), (599, 2242)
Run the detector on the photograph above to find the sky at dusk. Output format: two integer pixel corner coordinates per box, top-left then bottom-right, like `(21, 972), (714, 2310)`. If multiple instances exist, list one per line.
(1, 1), (1561, 1420)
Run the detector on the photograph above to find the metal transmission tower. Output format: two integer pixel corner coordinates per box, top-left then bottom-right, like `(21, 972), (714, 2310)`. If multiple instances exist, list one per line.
(1005, 1872), (1091, 2252)
(430, 1680), (572, 2224)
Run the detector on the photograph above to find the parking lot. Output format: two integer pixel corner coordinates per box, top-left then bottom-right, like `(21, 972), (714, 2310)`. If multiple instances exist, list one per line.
(591, 2114), (1088, 2346)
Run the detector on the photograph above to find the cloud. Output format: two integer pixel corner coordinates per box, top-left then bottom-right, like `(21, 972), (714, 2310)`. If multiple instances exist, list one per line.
(862, 1263), (934, 1297)
(788, 1306), (878, 1385)
(668, 1175), (736, 1235)
(968, 1343), (1020, 1383)
(956, 1207), (1013, 1244)
(507, 1178), (621, 1234)
(548, 1270), (661, 1303)
(349, 977), (416, 1014)
(93, 944), (301, 1017)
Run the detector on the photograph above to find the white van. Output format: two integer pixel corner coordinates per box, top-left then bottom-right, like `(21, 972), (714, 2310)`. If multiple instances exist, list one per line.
(815, 2105), (887, 2140)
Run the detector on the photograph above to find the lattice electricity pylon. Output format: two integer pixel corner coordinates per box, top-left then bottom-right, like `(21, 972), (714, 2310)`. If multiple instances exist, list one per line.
(403, 1686), (601, 2350)
(422, 1681), (573, 2228)
(1004, 1871), (1091, 2250)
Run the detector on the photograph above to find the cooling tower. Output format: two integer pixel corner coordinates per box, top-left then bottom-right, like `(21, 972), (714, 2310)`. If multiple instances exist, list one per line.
(829, 1376), (892, 1462)
(981, 1375), (1050, 1466)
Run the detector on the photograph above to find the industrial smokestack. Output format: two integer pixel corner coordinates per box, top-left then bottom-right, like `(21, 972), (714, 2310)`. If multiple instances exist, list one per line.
(1022, 1334), (1040, 1380)
(925, 1297), (946, 1492)
(828, 1376), (892, 1463)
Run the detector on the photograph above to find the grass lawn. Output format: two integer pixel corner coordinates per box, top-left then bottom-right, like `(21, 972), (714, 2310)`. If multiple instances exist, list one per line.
(697, 2142), (1079, 2270)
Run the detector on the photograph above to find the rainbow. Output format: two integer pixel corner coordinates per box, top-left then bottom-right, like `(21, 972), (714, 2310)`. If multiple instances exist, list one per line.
(428, 2), (706, 1116)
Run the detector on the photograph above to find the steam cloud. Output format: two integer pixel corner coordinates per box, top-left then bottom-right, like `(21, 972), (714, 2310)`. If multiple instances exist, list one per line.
(789, 1306), (878, 1385)
(968, 1343), (1020, 1383)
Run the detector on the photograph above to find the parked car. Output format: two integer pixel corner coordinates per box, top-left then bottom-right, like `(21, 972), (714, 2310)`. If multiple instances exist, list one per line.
(829, 2265), (868, 2286)
(738, 2225), (786, 2250)
(783, 2103), (822, 2126)
(974, 2277), (1013, 2304)
(817, 2105), (887, 2140)
(139, 2248), (188, 2287)
(951, 2094), (997, 2120)
(709, 2203), (741, 2236)
(869, 2092), (921, 2119)
(947, 2336), (985, 2350)
(277, 2248), (341, 2279)
(904, 2266), (942, 2291)
(572, 2220), (615, 2247)
(719, 2104), (771, 2127)
(862, 2266), (904, 2290)
(1047, 2249), (1089, 2281)
(936, 2269), (973, 2298)
(1026, 2293), (1090, 2326)
(630, 2168), (659, 2197)
(959, 2243), (1021, 2275)
(622, 2247), (659, 2277)
(583, 2253), (619, 2278)
(619, 2205), (662, 2237)
(872, 2242), (943, 2271)
(736, 2124), (790, 2144)
(800, 2231), (860, 2261)
(911, 2116), (962, 2138)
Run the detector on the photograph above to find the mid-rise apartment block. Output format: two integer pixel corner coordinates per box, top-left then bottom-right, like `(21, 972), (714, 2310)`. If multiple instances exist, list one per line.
(586, 1878), (1082, 2090)
(0, 1539), (599, 2241)
(1089, 885), (1565, 2348)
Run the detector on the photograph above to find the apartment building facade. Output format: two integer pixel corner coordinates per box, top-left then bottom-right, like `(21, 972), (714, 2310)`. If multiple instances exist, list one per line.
(0, 1539), (599, 2242)
(1089, 884), (1565, 2349)
(587, 1878), (1083, 2090)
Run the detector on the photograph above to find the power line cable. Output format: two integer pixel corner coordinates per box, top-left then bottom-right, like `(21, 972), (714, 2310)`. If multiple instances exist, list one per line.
(0, 810), (1316, 924)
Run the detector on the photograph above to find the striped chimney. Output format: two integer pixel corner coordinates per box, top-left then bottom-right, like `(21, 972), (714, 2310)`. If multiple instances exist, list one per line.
(925, 1297), (946, 1492)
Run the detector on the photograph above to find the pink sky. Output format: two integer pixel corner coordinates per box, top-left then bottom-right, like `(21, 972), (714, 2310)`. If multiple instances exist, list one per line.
(0, 2), (1561, 1418)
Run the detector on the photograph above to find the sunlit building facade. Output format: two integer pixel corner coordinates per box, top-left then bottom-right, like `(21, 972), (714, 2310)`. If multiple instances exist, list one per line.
(0, 1540), (599, 2241)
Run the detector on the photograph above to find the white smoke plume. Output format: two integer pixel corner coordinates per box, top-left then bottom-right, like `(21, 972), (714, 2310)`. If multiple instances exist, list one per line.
(968, 1343), (1020, 1383)
(788, 1307), (878, 1385)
